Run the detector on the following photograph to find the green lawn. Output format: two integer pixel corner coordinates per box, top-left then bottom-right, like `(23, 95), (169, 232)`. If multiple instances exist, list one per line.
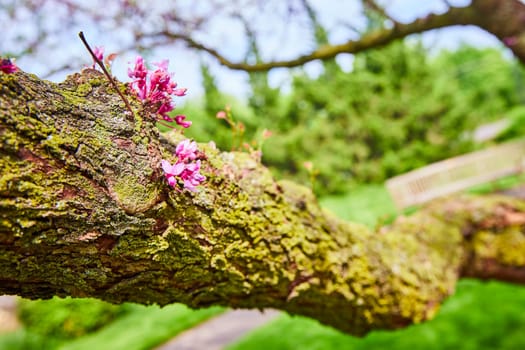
(0, 303), (223, 350)
(466, 173), (525, 194)
(319, 184), (398, 228)
(60, 304), (223, 350)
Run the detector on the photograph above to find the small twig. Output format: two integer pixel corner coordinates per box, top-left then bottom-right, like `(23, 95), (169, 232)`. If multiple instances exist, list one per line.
(157, 119), (178, 130)
(363, 0), (399, 25)
(78, 31), (135, 119)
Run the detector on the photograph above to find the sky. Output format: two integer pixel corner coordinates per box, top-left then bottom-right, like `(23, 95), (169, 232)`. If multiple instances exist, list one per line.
(4, 0), (507, 101)
(177, 0), (502, 100)
(203, 0), (502, 100)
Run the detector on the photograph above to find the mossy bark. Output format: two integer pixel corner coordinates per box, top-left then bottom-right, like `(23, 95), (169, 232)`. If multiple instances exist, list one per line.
(1, 70), (524, 336)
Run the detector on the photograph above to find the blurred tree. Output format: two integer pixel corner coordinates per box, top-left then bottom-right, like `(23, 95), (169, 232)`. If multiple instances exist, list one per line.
(435, 46), (525, 118)
(260, 42), (525, 195)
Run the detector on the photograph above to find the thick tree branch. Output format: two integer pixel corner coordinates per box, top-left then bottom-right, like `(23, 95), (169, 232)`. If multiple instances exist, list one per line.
(1, 70), (524, 336)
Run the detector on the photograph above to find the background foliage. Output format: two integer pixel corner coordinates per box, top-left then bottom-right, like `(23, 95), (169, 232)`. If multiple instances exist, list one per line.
(17, 297), (124, 339)
(182, 42), (525, 195)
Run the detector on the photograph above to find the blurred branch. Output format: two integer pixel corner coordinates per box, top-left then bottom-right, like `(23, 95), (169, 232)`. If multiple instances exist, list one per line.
(362, 0), (399, 25)
(156, 5), (477, 71)
(299, 0), (330, 45)
(8, 0), (525, 77)
(149, 0), (525, 71)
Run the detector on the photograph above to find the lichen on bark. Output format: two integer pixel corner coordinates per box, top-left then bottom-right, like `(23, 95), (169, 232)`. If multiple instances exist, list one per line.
(1, 70), (524, 336)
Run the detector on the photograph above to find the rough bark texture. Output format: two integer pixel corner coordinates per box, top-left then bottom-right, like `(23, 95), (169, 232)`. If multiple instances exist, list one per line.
(1, 70), (525, 336)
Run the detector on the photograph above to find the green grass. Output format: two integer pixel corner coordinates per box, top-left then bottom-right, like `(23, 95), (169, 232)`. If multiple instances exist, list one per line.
(319, 184), (397, 228)
(318, 174), (525, 229)
(0, 303), (223, 350)
(60, 304), (223, 350)
(467, 173), (525, 194)
(0, 329), (63, 350)
(226, 280), (525, 350)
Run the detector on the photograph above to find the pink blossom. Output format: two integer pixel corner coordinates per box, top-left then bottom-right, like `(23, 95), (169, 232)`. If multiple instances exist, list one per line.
(504, 36), (518, 47)
(161, 140), (205, 191)
(262, 129), (273, 139)
(175, 115), (192, 128)
(150, 68), (172, 94)
(153, 59), (169, 71)
(179, 160), (206, 192)
(0, 58), (18, 74)
(161, 159), (185, 187)
(175, 139), (198, 161)
(303, 161), (314, 171)
(128, 56), (148, 100)
(127, 56), (191, 128)
(172, 88), (187, 96)
(157, 102), (174, 122)
(93, 46), (104, 67)
(128, 56), (148, 80)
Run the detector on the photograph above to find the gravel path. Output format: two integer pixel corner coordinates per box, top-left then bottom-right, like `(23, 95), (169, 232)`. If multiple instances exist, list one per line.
(154, 309), (280, 350)
(498, 184), (525, 199)
(0, 295), (20, 334)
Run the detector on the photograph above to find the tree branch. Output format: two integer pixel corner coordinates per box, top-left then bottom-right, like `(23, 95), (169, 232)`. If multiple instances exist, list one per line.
(1, 70), (524, 336)
(152, 0), (525, 71)
(362, 0), (399, 25)
(9, 0), (525, 79)
(155, 4), (476, 71)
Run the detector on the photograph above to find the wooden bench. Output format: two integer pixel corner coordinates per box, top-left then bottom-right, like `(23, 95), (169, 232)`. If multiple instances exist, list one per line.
(386, 138), (525, 210)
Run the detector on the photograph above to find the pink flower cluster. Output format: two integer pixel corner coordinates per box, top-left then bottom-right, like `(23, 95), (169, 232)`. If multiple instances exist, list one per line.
(82, 44), (203, 191)
(0, 58), (18, 74)
(161, 140), (206, 192)
(128, 56), (190, 127)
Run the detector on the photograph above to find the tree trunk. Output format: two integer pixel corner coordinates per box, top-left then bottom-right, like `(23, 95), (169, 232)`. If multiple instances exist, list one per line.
(1, 70), (524, 336)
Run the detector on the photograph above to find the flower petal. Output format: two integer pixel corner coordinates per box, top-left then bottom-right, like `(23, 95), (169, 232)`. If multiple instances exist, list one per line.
(161, 159), (173, 174)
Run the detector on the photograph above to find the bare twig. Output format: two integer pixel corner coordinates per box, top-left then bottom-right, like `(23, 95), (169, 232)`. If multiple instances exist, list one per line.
(362, 0), (399, 25)
(78, 31), (135, 119)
